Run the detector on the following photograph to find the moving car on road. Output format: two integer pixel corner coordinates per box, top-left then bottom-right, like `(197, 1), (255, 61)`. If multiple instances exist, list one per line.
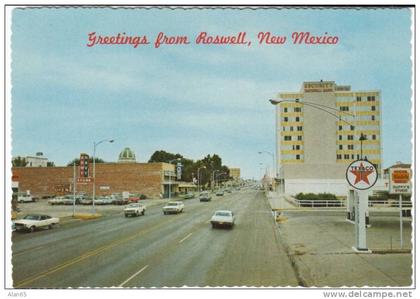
(182, 192), (195, 199)
(216, 190), (224, 196)
(163, 201), (184, 214)
(199, 191), (212, 202)
(210, 210), (235, 229)
(14, 214), (59, 232)
(124, 203), (146, 217)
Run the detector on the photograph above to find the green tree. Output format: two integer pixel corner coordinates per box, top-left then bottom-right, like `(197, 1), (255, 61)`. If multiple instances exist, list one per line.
(12, 156), (27, 167)
(148, 150), (183, 163)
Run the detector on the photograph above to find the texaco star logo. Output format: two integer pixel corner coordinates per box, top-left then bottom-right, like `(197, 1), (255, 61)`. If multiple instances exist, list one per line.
(346, 160), (378, 190)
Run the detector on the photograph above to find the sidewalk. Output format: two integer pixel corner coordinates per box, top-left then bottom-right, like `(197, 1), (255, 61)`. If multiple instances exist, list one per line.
(270, 194), (413, 286)
(266, 191), (296, 211)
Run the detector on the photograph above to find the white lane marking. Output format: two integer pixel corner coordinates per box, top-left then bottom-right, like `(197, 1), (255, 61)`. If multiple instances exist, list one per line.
(178, 232), (193, 244)
(118, 265), (149, 287)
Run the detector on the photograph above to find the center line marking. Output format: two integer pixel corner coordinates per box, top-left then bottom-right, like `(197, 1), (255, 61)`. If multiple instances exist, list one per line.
(179, 232), (192, 244)
(118, 265), (149, 287)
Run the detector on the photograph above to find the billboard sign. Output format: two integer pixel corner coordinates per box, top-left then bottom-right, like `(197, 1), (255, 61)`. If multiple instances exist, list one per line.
(389, 168), (411, 195)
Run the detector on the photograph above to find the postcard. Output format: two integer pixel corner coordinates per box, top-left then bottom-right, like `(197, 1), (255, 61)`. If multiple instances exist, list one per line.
(4, 3), (415, 296)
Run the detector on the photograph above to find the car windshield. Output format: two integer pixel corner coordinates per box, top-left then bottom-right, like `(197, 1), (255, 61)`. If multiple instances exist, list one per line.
(215, 212), (231, 217)
(128, 204), (139, 207)
(167, 202), (178, 206)
(23, 215), (41, 220)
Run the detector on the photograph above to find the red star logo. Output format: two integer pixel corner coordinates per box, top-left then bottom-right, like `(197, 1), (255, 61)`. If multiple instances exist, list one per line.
(350, 162), (374, 185)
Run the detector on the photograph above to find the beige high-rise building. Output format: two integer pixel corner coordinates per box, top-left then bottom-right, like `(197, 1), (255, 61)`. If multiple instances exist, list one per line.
(274, 81), (382, 195)
(229, 168), (241, 180)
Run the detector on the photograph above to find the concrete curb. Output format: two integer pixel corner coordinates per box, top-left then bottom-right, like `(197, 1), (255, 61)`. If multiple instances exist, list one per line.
(72, 213), (102, 220)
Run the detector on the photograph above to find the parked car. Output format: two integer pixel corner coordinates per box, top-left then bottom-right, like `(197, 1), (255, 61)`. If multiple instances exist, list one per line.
(48, 196), (65, 205)
(128, 194), (141, 203)
(14, 214), (59, 232)
(163, 201), (184, 214)
(124, 203), (146, 217)
(225, 189), (232, 193)
(216, 190), (224, 196)
(210, 210), (235, 229)
(17, 194), (34, 203)
(199, 191), (212, 202)
(62, 195), (76, 205)
(80, 198), (93, 205)
(113, 197), (129, 205)
(182, 192), (195, 199)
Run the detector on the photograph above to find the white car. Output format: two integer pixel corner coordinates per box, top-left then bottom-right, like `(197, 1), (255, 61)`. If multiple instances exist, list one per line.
(210, 210), (235, 229)
(14, 214), (59, 232)
(17, 194), (34, 203)
(163, 201), (184, 215)
(124, 203), (146, 217)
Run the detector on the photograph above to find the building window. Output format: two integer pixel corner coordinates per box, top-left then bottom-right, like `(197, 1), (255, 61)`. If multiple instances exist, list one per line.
(348, 135), (354, 140)
(290, 126), (294, 131)
(296, 155), (300, 160)
(350, 125), (355, 131)
(294, 107), (301, 112)
(356, 96), (361, 102)
(344, 154), (350, 159)
(371, 106), (376, 111)
(339, 135), (342, 140)
(296, 117), (300, 122)
(371, 115), (375, 121)
(284, 117), (288, 122)
(348, 145), (354, 150)
(338, 125), (342, 130)
(297, 136), (303, 141)
(372, 134), (376, 140)
(339, 145), (343, 150)
(284, 136), (292, 141)
(340, 106), (349, 111)
(297, 126), (303, 131)
(284, 107), (288, 113)
(367, 96), (376, 102)
(351, 154), (355, 159)
(296, 145), (300, 150)
(337, 154), (342, 160)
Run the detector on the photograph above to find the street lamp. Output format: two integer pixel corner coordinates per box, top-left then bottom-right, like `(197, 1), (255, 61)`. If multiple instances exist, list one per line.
(215, 171), (227, 189)
(258, 151), (275, 179)
(92, 138), (114, 214)
(167, 158), (181, 200)
(197, 166), (206, 192)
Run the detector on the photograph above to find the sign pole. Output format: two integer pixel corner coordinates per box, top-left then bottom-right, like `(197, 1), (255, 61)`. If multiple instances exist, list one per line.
(399, 193), (403, 249)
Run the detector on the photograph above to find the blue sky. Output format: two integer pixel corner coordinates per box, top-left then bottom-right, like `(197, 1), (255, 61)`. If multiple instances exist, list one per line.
(11, 7), (412, 179)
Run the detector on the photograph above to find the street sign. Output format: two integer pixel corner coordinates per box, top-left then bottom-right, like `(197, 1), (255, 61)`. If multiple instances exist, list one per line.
(176, 162), (182, 180)
(77, 177), (93, 184)
(346, 160), (378, 190)
(389, 168), (411, 194)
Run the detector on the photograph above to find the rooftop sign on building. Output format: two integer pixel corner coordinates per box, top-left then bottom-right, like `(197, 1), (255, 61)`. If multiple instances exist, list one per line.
(302, 81), (335, 92)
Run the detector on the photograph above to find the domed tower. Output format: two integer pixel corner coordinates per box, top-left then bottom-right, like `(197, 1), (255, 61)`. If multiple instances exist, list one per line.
(118, 147), (136, 163)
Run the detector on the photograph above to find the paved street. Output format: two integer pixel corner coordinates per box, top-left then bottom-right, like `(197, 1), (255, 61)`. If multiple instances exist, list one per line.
(12, 189), (299, 288)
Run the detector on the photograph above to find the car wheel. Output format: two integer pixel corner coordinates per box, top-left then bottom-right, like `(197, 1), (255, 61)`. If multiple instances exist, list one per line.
(48, 224), (52, 230)
(163, 211), (166, 215)
(141, 210), (145, 216)
(211, 223), (216, 229)
(136, 211), (139, 217)
(29, 226), (36, 233)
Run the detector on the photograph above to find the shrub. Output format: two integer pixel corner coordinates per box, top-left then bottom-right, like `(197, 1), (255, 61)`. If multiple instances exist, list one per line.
(140, 194), (147, 200)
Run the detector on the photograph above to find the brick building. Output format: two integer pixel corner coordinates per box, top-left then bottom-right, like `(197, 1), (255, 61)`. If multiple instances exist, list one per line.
(12, 162), (175, 199)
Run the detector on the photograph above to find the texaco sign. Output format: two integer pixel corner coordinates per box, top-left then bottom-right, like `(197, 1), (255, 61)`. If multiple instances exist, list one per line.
(346, 160), (378, 190)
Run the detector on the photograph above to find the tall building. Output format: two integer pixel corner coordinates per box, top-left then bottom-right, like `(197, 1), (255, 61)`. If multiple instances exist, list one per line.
(275, 80), (382, 195)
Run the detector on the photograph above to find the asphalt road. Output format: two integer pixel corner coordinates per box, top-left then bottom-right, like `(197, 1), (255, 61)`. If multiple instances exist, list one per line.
(12, 189), (299, 288)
